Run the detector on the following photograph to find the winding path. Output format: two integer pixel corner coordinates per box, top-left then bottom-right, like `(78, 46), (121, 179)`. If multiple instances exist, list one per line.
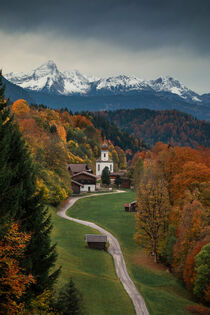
(57, 191), (149, 315)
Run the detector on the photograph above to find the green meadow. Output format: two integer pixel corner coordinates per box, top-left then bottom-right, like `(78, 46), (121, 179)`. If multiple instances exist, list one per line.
(50, 206), (135, 315)
(67, 191), (196, 315)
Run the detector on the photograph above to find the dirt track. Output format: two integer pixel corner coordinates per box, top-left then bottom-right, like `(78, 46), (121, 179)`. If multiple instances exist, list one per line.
(57, 192), (149, 315)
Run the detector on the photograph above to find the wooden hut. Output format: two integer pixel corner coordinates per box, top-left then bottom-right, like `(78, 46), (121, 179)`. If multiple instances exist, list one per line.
(124, 200), (137, 212)
(85, 234), (107, 250)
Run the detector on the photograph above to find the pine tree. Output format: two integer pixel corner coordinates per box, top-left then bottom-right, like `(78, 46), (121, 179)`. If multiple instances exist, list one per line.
(56, 278), (85, 315)
(101, 166), (110, 186)
(0, 71), (59, 303)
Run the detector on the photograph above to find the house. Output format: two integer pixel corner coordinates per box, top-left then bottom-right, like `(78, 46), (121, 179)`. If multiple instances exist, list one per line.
(120, 177), (131, 189)
(72, 171), (96, 193)
(68, 164), (92, 176)
(110, 172), (131, 189)
(71, 180), (84, 194)
(124, 200), (137, 212)
(85, 234), (107, 250)
(96, 141), (114, 177)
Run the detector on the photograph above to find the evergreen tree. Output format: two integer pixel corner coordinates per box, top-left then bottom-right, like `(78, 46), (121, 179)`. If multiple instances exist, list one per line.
(0, 71), (59, 303)
(101, 166), (110, 186)
(114, 175), (122, 188)
(55, 278), (85, 315)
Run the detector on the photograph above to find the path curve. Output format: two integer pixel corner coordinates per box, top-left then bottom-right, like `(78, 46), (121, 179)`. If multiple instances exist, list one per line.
(57, 191), (149, 315)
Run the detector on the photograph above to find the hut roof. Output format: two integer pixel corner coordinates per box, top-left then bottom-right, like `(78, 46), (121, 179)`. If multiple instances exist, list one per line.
(68, 164), (88, 174)
(124, 203), (130, 207)
(71, 180), (84, 187)
(130, 200), (137, 205)
(85, 234), (107, 243)
(72, 171), (97, 179)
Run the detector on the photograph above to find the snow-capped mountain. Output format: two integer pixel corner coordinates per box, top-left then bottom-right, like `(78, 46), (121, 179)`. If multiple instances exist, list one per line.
(5, 61), (202, 103)
(149, 76), (202, 102)
(5, 60), (91, 95)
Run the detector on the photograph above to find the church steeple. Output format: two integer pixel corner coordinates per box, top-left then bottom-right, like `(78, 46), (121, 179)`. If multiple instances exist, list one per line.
(101, 141), (109, 161)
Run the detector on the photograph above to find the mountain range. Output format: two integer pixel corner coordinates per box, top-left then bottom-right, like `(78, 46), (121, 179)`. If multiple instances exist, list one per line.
(4, 60), (210, 120)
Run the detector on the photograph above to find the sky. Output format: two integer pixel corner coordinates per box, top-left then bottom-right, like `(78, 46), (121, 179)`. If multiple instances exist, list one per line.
(1, 0), (210, 94)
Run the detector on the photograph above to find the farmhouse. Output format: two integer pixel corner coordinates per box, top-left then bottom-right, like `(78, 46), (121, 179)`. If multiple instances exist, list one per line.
(85, 234), (107, 250)
(124, 200), (137, 212)
(68, 163), (92, 176)
(96, 141), (114, 177)
(72, 171), (96, 193)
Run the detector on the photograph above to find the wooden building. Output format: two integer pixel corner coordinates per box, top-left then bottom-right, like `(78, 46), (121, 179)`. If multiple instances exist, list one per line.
(120, 177), (131, 189)
(85, 234), (107, 250)
(68, 164), (92, 176)
(72, 171), (96, 193)
(71, 180), (84, 194)
(124, 200), (137, 212)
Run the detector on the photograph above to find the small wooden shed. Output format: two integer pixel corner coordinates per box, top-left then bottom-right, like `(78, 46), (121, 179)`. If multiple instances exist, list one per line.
(85, 234), (107, 250)
(124, 200), (137, 212)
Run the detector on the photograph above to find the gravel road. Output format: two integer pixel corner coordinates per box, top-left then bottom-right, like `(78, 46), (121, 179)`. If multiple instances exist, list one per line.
(57, 192), (149, 315)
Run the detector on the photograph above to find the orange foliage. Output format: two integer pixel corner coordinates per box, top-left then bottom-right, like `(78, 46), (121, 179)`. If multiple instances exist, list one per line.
(12, 99), (30, 117)
(73, 115), (93, 129)
(170, 161), (210, 201)
(183, 240), (209, 292)
(56, 125), (67, 142)
(172, 200), (206, 277)
(0, 223), (34, 314)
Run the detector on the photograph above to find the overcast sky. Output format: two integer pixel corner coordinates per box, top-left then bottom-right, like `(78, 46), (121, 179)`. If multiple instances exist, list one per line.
(1, 0), (210, 94)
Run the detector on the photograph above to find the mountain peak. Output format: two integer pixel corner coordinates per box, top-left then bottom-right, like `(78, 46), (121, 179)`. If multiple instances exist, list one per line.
(35, 60), (58, 73)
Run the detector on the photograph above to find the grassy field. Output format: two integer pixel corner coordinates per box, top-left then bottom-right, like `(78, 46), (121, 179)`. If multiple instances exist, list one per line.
(50, 206), (135, 315)
(67, 191), (196, 315)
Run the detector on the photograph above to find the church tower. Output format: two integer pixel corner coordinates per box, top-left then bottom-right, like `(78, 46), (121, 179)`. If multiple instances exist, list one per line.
(96, 141), (114, 176)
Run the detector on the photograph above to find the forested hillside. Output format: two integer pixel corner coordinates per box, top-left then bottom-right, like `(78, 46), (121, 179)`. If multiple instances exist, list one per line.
(10, 101), (130, 205)
(133, 143), (210, 310)
(94, 109), (210, 148)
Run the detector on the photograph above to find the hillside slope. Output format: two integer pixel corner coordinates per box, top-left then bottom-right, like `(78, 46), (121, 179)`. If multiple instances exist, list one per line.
(93, 109), (210, 148)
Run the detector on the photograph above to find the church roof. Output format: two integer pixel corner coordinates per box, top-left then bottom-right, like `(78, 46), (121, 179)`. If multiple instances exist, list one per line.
(101, 141), (108, 151)
(96, 157), (113, 162)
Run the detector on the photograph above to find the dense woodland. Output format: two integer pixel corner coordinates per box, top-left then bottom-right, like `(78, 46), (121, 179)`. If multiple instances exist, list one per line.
(133, 143), (210, 310)
(1, 69), (210, 313)
(94, 109), (210, 148)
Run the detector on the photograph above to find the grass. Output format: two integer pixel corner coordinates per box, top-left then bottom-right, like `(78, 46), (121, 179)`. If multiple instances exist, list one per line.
(67, 190), (197, 315)
(50, 206), (135, 315)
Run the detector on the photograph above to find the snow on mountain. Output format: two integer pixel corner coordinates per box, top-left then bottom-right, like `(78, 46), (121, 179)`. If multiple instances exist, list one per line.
(149, 76), (202, 102)
(5, 61), (202, 102)
(5, 61), (90, 95)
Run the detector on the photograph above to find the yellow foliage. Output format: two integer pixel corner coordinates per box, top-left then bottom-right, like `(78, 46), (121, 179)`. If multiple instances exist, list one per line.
(12, 99), (30, 117)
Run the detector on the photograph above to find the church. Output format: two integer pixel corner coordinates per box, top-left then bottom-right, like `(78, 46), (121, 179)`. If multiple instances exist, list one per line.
(96, 141), (114, 176)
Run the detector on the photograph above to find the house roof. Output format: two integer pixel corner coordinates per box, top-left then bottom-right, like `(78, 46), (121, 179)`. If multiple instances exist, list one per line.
(130, 200), (137, 205)
(72, 171), (97, 179)
(68, 164), (88, 173)
(85, 234), (107, 243)
(71, 180), (84, 187)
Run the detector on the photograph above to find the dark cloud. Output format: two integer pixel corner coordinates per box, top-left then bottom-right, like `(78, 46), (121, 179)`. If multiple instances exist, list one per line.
(1, 0), (210, 54)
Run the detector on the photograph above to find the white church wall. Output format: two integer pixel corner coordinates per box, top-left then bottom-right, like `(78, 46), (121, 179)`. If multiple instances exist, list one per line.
(96, 162), (113, 176)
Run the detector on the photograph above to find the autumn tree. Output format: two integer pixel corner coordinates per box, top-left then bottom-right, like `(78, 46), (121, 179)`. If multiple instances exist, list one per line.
(133, 158), (144, 191)
(194, 243), (210, 304)
(135, 168), (171, 263)
(0, 223), (35, 314)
